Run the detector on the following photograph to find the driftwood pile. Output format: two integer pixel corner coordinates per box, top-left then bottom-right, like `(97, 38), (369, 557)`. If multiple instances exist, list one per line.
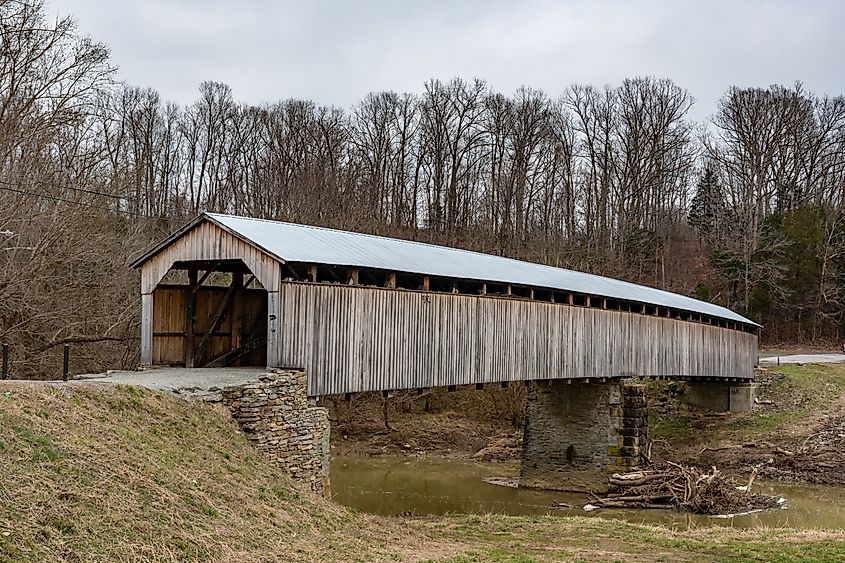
(587, 462), (782, 515)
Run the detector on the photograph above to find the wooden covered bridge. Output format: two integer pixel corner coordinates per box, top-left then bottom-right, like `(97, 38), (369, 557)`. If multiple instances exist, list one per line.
(133, 212), (760, 490)
(132, 212), (759, 397)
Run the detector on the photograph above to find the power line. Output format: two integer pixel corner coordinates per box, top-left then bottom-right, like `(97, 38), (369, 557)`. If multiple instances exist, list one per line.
(0, 177), (130, 201)
(0, 185), (182, 222)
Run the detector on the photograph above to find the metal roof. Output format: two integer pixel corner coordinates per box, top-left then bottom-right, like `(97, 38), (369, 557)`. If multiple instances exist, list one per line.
(134, 212), (758, 327)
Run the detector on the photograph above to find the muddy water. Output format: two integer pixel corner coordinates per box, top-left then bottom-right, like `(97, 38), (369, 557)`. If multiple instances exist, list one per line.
(332, 456), (845, 529)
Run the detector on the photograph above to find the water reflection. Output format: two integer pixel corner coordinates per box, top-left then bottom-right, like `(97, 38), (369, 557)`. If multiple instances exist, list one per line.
(332, 456), (845, 529)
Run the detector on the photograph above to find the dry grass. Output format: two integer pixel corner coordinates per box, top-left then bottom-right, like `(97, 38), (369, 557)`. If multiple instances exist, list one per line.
(2, 381), (844, 562)
(0, 382), (431, 562)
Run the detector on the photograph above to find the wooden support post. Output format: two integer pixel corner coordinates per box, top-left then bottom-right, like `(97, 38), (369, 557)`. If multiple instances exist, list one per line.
(568, 293), (574, 305)
(348, 268), (359, 285)
(62, 343), (69, 381)
(421, 276), (430, 291)
(185, 268), (198, 368)
(385, 272), (396, 289)
(194, 276), (239, 367)
(480, 283), (487, 295)
(585, 295), (591, 307)
(550, 292), (555, 303)
(230, 272), (244, 362)
(506, 285), (512, 296)
(529, 288), (535, 300)
(602, 298), (607, 309)
(308, 265), (318, 283)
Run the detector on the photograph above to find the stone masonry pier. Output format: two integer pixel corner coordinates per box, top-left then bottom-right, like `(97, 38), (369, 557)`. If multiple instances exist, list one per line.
(520, 380), (648, 491)
(221, 369), (331, 497)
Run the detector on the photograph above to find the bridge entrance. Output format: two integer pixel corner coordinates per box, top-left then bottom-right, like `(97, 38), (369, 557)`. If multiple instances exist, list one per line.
(149, 260), (268, 368)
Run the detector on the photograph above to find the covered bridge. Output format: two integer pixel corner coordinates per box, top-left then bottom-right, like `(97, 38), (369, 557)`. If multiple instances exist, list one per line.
(132, 213), (759, 398)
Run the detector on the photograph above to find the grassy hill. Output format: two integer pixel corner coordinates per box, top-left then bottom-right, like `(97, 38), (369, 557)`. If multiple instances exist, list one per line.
(2, 381), (845, 562)
(0, 382), (418, 562)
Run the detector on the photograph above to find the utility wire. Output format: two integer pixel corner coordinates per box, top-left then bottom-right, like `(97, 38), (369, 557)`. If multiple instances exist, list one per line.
(0, 177), (130, 201)
(0, 185), (183, 222)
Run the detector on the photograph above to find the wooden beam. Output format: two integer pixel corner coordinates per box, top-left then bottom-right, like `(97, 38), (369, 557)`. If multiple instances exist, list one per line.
(568, 293), (574, 305)
(480, 283), (487, 295)
(194, 277), (239, 367)
(348, 268), (359, 285)
(421, 276), (430, 291)
(385, 272), (396, 289)
(192, 264), (219, 294)
(185, 269), (198, 368)
(586, 295), (591, 307)
(308, 264), (318, 282)
(506, 285), (512, 296)
(230, 272), (244, 360)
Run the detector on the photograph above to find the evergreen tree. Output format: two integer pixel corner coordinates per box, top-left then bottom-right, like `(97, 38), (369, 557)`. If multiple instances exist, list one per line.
(688, 166), (724, 239)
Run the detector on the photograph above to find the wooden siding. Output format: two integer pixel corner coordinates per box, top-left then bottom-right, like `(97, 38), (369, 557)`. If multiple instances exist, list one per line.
(276, 283), (758, 397)
(140, 221), (282, 294)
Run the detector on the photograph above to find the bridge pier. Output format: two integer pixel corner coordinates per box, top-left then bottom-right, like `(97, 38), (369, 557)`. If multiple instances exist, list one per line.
(682, 382), (757, 412)
(520, 380), (648, 491)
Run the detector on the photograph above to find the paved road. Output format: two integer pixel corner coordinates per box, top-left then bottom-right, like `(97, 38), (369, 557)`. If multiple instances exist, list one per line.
(759, 353), (845, 365)
(74, 366), (269, 399)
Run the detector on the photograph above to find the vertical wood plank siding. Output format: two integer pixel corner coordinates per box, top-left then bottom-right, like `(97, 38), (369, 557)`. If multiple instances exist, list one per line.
(276, 283), (758, 397)
(140, 221), (281, 293)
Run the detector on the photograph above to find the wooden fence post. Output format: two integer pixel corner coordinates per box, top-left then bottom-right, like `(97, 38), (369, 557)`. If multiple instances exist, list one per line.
(62, 343), (70, 381)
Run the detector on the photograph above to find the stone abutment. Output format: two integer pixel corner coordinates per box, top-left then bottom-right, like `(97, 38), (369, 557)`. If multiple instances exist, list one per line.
(221, 369), (330, 497)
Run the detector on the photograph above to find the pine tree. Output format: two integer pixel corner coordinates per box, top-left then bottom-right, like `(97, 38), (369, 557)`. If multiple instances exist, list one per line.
(688, 166), (724, 239)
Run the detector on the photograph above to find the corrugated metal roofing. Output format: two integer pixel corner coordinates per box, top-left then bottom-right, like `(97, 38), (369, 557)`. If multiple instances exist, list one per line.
(133, 212), (757, 326)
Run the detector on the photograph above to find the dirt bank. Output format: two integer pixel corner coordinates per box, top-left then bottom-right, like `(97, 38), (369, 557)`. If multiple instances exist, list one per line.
(326, 385), (524, 462)
(650, 363), (845, 485)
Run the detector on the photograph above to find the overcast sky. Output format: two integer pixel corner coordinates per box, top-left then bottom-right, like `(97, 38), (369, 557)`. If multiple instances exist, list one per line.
(49, 0), (845, 122)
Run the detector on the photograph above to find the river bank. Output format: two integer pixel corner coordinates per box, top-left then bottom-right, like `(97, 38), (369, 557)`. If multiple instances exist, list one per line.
(327, 362), (845, 487)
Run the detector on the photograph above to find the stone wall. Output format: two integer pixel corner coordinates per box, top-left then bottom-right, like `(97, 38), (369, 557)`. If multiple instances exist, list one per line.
(221, 369), (330, 496)
(520, 380), (648, 491)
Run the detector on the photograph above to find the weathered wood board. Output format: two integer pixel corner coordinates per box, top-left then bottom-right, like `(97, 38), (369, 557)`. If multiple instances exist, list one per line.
(275, 283), (758, 397)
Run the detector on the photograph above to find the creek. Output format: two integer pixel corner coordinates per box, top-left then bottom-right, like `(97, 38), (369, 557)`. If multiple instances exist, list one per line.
(332, 455), (845, 529)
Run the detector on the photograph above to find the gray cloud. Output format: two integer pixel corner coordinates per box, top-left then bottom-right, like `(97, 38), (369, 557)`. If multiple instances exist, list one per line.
(50, 0), (845, 120)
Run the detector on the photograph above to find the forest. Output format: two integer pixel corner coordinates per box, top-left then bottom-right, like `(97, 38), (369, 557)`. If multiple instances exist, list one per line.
(2, 0), (845, 377)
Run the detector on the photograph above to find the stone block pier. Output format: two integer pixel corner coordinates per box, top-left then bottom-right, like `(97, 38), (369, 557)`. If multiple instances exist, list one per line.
(520, 380), (649, 491)
(221, 369), (331, 497)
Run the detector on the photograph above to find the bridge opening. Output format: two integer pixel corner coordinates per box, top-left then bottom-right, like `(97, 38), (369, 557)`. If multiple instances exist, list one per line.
(150, 259), (268, 368)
